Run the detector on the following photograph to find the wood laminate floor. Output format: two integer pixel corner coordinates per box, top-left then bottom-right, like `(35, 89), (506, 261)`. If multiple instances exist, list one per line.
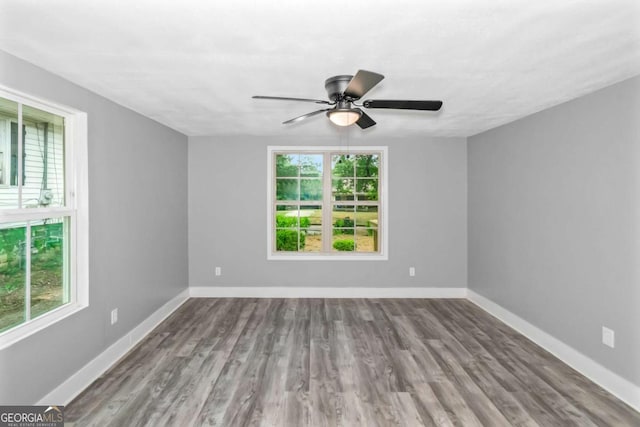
(66, 298), (640, 426)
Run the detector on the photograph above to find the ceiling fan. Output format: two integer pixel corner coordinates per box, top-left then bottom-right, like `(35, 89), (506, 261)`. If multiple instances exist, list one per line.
(253, 70), (443, 129)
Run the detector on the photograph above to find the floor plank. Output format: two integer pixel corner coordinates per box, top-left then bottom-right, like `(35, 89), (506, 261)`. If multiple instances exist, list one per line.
(66, 298), (640, 426)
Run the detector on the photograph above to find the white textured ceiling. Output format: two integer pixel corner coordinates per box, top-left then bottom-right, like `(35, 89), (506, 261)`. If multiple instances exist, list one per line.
(1, 0), (639, 138)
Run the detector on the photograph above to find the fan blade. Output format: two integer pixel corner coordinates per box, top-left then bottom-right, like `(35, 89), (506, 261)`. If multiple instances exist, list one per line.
(343, 70), (384, 99)
(363, 100), (443, 111)
(282, 108), (331, 124)
(253, 95), (331, 105)
(355, 110), (376, 129)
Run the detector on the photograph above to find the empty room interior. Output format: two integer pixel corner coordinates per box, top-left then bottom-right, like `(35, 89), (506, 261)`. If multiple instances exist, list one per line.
(0, 1), (639, 426)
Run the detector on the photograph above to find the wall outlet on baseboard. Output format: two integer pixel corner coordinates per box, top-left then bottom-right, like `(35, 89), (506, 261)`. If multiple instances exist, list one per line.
(409, 267), (415, 277)
(602, 326), (615, 348)
(215, 266), (222, 276)
(110, 308), (118, 325)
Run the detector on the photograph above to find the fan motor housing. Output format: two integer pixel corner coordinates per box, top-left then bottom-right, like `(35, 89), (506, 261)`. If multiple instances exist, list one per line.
(324, 75), (353, 101)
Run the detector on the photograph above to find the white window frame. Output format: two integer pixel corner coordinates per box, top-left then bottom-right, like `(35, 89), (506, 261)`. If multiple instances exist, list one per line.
(0, 85), (89, 350)
(0, 119), (10, 186)
(267, 145), (388, 261)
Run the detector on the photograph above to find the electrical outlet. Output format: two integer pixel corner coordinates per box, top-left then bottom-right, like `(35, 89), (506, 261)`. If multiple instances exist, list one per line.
(215, 266), (222, 276)
(110, 308), (118, 325)
(602, 326), (615, 348)
(409, 267), (415, 277)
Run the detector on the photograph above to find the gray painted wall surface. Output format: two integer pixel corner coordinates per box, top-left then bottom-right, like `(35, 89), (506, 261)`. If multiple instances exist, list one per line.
(468, 75), (640, 385)
(189, 135), (467, 288)
(0, 51), (188, 404)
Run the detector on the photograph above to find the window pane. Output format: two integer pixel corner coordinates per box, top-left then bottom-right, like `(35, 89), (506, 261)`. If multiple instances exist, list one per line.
(301, 205), (322, 252)
(276, 229), (298, 251)
(22, 105), (66, 208)
(275, 205), (299, 228)
(0, 97), (19, 208)
(0, 221), (27, 332)
(30, 218), (68, 319)
(356, 206), (378, 226)
(332, 205), (355, 251)
(332, 178), (354, 201)
(355, 154), (379, 178)
(333, 228), (355, 252)
(276, 178), (299, 200)
(275, 228), (308, 252)
(331, 154), (354, 177)
(333, 205), (355, 225)
(300, 154), (322, 177)
(356, 206), (378, 252)
(356, 179), (378, 201)
(355, 228), (377, 252)
(300, 179), (322, 201)
(276, 154), (299, 177)
(300, 205), (321, 228)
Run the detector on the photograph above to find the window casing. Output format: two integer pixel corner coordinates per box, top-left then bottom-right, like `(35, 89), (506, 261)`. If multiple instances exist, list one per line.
(268, 146), (388, 260)
(0, 86), (88, 349)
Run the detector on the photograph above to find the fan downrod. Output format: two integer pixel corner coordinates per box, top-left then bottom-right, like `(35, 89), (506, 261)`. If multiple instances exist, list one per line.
(324, 75), (353, 101)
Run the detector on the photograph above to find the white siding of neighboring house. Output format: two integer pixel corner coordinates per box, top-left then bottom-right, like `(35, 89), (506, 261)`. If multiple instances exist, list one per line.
(0, 116), (65, 210)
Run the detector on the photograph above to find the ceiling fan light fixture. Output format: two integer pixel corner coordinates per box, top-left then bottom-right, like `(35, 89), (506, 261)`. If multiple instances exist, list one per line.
(327, 109), (362, 127)
(254, 69), (443, 129)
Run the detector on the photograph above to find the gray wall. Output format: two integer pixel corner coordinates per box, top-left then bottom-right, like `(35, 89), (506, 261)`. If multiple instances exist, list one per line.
(468, 75), (640, 385)
(0, 51), (189, 404)
(189, 135), (467, 288)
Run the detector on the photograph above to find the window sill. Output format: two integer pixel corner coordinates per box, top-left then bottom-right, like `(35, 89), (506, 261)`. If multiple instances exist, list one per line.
(268, 253), (388, 261)
(0, 302), (88, 350)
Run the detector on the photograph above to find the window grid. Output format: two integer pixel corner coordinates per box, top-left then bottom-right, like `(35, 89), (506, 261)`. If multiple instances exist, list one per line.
(269, 147), (386, 259)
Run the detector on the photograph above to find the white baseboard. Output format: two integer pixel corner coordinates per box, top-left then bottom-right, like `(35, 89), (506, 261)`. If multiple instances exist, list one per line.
(36, 289), (190, 406)
(189, 286), (468, 299)
(467, 289), (640, 413)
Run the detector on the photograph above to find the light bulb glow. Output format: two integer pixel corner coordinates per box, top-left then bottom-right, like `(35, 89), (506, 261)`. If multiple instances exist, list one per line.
(328, 109), (362, 126)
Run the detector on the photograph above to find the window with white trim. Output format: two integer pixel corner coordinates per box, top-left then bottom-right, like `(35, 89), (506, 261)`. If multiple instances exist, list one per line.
(0, 88), (88, 347)
(268, 146), (388, 260)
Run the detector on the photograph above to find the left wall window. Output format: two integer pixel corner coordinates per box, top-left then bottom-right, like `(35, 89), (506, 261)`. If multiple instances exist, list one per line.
(0, 88), (88, 347)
